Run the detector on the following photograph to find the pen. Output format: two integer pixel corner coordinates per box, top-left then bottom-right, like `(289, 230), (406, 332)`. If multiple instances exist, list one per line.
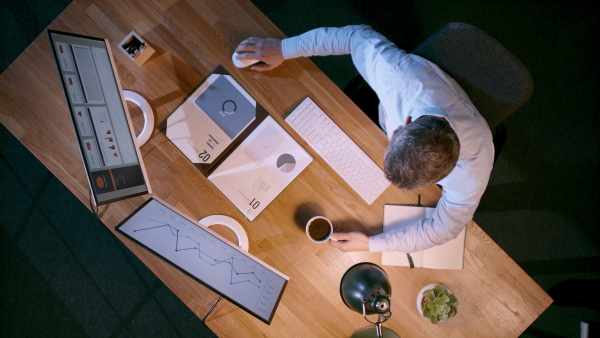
(407, 253), (415, 269)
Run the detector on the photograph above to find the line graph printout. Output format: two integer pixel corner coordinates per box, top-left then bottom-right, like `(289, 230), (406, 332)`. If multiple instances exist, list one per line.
(116, 198), (288, 324)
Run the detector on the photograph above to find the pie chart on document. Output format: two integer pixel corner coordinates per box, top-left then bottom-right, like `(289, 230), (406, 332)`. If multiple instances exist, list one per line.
(276, 153), (296, 173)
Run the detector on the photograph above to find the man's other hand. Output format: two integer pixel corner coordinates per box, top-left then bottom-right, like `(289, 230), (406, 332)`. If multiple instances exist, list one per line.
(329, 231), (369, 252)
(234, 37), (284, 71)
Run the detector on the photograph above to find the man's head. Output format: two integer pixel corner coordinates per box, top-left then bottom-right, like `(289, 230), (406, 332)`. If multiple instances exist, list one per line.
(384, 116), (460, 190)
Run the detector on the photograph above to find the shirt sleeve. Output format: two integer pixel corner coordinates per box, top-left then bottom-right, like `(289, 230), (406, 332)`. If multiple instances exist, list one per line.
(368, 193), (477, 253)
(281, 26), (407, 94)
(281, 25), (363, 58)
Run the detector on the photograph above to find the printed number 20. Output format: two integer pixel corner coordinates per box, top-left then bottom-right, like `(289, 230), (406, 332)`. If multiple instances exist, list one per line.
(199, 150), (210, 162)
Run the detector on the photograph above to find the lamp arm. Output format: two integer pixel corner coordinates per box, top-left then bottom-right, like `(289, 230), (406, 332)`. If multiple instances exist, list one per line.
(375, 322), (383, 338)
(360, 301), (393, 338)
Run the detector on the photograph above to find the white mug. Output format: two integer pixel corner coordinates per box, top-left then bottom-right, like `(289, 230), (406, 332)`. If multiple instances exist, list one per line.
(306, 216), (333, 243)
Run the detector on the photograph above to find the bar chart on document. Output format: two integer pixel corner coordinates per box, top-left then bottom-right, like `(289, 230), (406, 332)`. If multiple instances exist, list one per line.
(117, 199), (287, 322)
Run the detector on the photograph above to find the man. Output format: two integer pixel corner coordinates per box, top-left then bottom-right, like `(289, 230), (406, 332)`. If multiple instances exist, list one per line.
(235, 25), (494, 253)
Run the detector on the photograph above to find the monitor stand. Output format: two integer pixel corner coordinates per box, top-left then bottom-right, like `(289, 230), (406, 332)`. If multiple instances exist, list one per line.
(198, 215), (250, 251)
(124, 90), (154, 147)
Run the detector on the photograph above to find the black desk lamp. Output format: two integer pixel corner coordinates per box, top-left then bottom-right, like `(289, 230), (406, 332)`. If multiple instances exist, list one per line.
(340, 263), (400, 338)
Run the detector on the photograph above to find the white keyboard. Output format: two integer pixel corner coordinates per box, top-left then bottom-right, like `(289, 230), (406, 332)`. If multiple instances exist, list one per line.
(285, 97), (390, 204)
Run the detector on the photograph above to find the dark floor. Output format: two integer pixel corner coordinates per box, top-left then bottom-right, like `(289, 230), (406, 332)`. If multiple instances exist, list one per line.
(2, 0), (599, 337)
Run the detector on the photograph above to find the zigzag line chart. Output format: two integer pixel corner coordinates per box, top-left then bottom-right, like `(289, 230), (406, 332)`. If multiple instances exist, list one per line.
(117, 199), (287, 322)
(133, 218), (262, 287)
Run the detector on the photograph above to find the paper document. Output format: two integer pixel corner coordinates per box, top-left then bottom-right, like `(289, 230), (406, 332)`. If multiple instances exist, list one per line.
(158, 67), (266, 172)
(208, 116), (313, 221)
(381, 205), (466, 270)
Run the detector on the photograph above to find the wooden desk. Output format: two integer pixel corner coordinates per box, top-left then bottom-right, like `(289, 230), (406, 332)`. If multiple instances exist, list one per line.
(0, 0), (551, 336)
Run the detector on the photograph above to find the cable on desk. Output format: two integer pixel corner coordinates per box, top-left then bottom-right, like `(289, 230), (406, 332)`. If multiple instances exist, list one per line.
(202, 295), (223, 325)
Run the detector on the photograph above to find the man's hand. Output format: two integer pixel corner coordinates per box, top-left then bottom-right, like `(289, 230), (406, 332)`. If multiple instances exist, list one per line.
(329, 231), (370, 252)
(234, 37), (284, 71)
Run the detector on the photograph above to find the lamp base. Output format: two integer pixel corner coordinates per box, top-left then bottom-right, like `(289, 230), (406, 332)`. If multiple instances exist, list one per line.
(350, 326), (400, 338)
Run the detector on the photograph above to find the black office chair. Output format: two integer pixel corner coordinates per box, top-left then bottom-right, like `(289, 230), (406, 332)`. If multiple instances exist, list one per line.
(344, 22), (534, 163)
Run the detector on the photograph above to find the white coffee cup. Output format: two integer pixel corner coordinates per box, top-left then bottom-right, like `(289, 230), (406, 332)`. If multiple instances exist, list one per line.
(306, 216), (333, 243)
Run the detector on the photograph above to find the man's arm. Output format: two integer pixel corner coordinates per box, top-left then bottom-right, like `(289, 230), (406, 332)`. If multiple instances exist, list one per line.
(234, 25), (369, 71)
(369, 196), (477, 253)
(329, 188), (484, 253)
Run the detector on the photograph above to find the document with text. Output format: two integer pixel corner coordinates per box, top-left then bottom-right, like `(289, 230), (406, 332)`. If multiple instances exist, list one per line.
(208, 115), (312, 221)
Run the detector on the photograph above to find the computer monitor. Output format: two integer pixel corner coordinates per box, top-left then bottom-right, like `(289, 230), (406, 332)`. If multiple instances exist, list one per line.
(116, 198), (289, 324)
(47, 30), (151, 205)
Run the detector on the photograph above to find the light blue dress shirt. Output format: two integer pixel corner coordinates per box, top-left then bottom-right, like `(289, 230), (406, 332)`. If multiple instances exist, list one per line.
(282, 25), (494, 252)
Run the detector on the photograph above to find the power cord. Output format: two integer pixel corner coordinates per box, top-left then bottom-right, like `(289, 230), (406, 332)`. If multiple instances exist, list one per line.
(201, 295), (223, 325)
(88, 187), (223, 326)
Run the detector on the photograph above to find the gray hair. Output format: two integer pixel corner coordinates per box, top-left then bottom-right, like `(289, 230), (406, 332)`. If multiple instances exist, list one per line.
(384, 116), (460, 190)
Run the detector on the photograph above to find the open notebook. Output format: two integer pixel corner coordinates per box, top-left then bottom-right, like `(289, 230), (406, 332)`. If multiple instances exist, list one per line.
(381, 205), (466, 270)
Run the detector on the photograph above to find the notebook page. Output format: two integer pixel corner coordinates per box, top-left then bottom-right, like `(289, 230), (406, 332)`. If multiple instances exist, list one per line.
(421, 226), (466, 269)
(381, 205), (427, 267)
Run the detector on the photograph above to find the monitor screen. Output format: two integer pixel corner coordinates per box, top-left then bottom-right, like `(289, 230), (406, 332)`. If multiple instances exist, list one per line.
(47, 30), (150, 205)
(116, 198), (289, 324)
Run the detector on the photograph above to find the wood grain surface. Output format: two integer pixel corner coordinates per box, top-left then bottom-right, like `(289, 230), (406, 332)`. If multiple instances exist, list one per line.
(0, 0), (551, 336)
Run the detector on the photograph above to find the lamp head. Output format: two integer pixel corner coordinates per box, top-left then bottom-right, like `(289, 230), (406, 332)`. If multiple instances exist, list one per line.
(340, 262), (392, 315)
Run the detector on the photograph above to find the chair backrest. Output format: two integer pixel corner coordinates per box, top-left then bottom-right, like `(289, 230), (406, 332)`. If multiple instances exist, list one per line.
(411, 22), (533, 129)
